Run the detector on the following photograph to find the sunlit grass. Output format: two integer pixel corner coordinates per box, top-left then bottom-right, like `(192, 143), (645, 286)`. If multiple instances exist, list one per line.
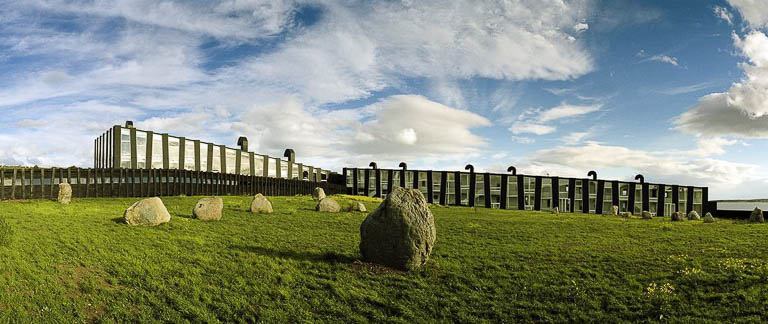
(0, 195), (767, 322)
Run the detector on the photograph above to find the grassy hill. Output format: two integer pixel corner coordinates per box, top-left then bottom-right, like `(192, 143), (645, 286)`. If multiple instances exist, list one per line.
(1, 195), (767, 322)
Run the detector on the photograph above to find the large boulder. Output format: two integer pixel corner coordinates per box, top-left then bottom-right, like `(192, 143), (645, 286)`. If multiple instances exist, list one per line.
(687, 210), (701, 221)
(356, 202), (367, 213)
(642, 211), (652, 219)
(359, 187), (436, 271)
(250, 194), (273, 214)
(611, 205), (619, 216)
(123, 197), (171, 226)
(619, 211), (632, 218)
(312, 187), (326, 201)
(750, 207), (764, 223)
(671, 212), (684, 222)
(57, 183), (72, 204)
(316, 198), (341, 212)
(193, 197), (223, 220)
(703, 212), (715, 223)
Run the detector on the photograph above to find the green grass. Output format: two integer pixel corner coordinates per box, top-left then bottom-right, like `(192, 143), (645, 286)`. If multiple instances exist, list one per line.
(1, 195), (767, 323)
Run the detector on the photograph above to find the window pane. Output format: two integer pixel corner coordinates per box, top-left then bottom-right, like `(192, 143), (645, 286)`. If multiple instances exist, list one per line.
(136, 131), (147, 168)
(254, 155), (264, 176)
(168, 137), (180, 170)
(151, 135), (163, 169)
(280, 161), (288, 179)
(211, 146), (221, 172)
(226, 149), (236, 174)
(121, 129), (131, 168)
(200, 143), (209, 171)
(240, 152), (250, 175)
(184, 141), (195, 170)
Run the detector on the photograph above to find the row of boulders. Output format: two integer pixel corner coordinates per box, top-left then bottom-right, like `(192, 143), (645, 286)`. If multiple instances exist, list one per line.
(670, 210), (716, 223)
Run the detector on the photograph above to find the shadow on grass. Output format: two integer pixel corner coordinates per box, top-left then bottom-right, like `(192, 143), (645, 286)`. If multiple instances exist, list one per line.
(110, 217), (125, 224)
(231, 245), (357, 264)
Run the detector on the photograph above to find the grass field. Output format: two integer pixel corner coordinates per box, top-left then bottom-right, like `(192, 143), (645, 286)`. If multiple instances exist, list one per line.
(1, 195), (767, 323)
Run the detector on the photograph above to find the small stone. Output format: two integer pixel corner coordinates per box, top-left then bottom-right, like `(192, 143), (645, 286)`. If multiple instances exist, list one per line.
(123, 197), (171, 226)
(619, 211), (632, 218)
(611, 205), (619, 216)
(552, 207), (559, 215)
(642, 211), (652, 219)
(750, 207), (764, 223)
(687, 210), (701, 221)
(316, 198), (341, 212)
(250, 194), (273, 214)
(703, 212), (715, 223)
(357, 202), (367, 213)
(312, 187), (326, 201)
(57, 183), (72, 204)
(671, 212), (685, 222)
(193, 197), (223, 220)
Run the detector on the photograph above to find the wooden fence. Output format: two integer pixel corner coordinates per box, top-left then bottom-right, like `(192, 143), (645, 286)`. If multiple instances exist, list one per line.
(0, 167), (346, 200)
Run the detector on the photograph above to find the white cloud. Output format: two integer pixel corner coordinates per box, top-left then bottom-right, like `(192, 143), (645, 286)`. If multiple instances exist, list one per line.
(727, 0), (768, 29)
(658, 82), (714, 95)
(573, 23), (589, 32)
(511, 136), (535, 144)
(560, 131), (591, 145)
(648, 54), (679, 66)
(675, 31), (768, 137)
(537, 103), (602, 122)
(510, 121), (556, 135)
(714, 5), (734, 25)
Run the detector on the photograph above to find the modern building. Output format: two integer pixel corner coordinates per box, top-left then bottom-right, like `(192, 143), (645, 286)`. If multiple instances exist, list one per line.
(343, 165), (708, 217)
(94, 121), (333, 181)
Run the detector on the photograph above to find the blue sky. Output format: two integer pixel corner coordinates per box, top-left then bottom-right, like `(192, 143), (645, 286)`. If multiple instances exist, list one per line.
(1, 0), (768, 199)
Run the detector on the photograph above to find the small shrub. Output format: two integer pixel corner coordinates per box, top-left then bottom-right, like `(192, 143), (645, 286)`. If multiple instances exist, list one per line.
(0, 217), (13, 247)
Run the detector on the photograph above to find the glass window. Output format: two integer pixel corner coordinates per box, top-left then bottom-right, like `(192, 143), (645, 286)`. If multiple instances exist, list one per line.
(268, 158), (277, 177)
(120, 128), (131, 168)
(136, 131), (147, 169)
(240, 152), (250, 175)
(293, 164), (300, 179)
(211, 146), (221, 172)
(184, 141), (195, 170)
(200, 143), (209, 172)
(254, 155), (264, 176)
(280, 161), (289, 179)
(151, 135), (163, 169)
(446, 173), (455, 205)
(226, 149), (236, 174)
(168, 137), (180, 170)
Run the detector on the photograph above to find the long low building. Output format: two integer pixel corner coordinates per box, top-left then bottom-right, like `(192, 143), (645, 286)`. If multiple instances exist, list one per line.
(343, 164), (708, 217)
(94, 121), (334, 181)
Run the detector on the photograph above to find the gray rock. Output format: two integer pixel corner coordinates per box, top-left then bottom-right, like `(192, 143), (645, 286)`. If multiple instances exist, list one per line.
(703, 212), (715, 223)
(250, 194), (273, 214)
(360, 187), (436, 271)
(316, 198), (341, 212)
(312, 187), (326, 201)
(124, 197), (171, 226)
(750, 207), (764, 223)
(671, 212), (685, 222)
(357, 202), (367, 213)
(57, 183), (72, 204)
(611, 205), (619, 216)
(619, 211), (632, 218)
(642, 211), (652, 219)
(552, 207), (559, 215)
(687, 210), (701, 220)
(193, 197), (223, 220)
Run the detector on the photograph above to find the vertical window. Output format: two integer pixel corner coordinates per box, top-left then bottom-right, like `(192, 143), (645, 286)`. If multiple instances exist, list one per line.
(120, 128), (131, 168)
(168, 137), (180, 169)
(240, 152), (250, 175)
(135, 131), (147, 168)
(184, 141), (195, 170)
(199, 143), (209, 171)
(151, 135), (163, 169)
(268, 158), (277, 177)
(254, 155), (264, 176)
(226, 149), (236, 174)
(280, 160), (289, 179)
(211, 146), (221, 172)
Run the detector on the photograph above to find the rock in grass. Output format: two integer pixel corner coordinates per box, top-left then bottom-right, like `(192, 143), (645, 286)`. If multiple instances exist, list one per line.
(357, 202), (367, 213)
(552, 207), (559, 215)
(750, 207), (764, 223)
(316, 198), (341, 212)
(611, 205), (619, 216)
(619, 211), (632, 218)
(671, 212), (684, 222)
(642, 211), (652, 219)
(312, 187), (326, 201)
(687, 210), (701, 221)
(123, 197), (171, 226)
(250, 194), (273, 214)
(57, 183), (72, 204)
(193, 197), (223, 221)
(359, 187), (436, 271)
(703, 212), (715, 223)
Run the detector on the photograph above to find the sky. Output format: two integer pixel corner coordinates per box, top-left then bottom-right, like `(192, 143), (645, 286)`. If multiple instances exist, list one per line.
(1, 0), (768, 199)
